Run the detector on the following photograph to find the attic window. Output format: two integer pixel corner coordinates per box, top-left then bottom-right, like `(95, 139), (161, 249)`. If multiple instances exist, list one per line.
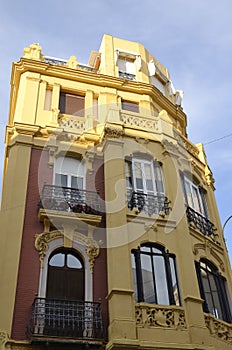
(59, 92), (85, 116)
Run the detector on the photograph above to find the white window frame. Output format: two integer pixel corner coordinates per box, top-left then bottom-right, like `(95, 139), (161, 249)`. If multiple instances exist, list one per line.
(53, 156), (85, 189)
(183, 176), (206, 215)
(38, 238), (93, 301)
(127, 158), (165, 196)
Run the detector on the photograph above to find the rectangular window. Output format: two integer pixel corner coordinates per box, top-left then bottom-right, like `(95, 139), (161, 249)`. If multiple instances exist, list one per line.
(118, 57), (136, 81)
(118, 58), (135, 75)
(59, 92), (85, 116)
(121, 100), (139, 113)
(44, 89), (52, 110)
(181, 174), (207, 217)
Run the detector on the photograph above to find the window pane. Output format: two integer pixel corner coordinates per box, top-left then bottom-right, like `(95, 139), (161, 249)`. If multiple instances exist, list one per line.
(67, 254), (83, 269)
(192, 186), (202, 213)
(144, 163), (154, 192)
(185, 181), (193, 207)
(55, 173), (67, 187)
(141, 246), (152, 253)
(153, 255), (169, 305)
(154, 163), (164, 194)
(49, 253), (65, 267)
(170, 257), (180, 306)
(134, 162), (143, 190)
(71, 176), (83, 190)
(209, 274), (223, 319)
(131, 256), (138, 302)
(141, 254), (155, 303)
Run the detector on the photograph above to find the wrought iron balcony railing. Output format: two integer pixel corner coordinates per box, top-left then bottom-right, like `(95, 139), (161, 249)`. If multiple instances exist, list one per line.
(119, 71), (136, 81)
(27, 298), (105, 343)
(39, 185), (102, 215)
(186, 206), (216, 236)
(127, 191), (170, 216)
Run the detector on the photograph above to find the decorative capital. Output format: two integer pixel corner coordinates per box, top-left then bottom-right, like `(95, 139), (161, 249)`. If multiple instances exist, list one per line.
(105, 125), (124, 138)
(35, 231), (63, 268)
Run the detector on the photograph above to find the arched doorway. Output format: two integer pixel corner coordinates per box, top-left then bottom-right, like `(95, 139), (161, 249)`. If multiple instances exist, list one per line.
(46, 248), (84, 300)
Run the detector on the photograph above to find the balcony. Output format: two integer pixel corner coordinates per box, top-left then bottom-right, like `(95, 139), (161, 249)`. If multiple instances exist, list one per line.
(127, 191), (170, 217)
(186, 206), (216, 236)
(119, 71), (136, 81)
(44, 56), (97, 73)
(39, 185), (102, 216)
(27, 298), (105, 345)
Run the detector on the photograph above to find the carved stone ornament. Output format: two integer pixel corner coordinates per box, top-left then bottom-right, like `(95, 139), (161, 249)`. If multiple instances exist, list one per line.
(205, 314), (232, 343)
(0, 331), (8, 350)
(135, 304), (186, 329)
(104, 125), (124, 138)
(35, 230), (63, 268)
(161, 139), (179, 157)
(35, 230), (101, 272)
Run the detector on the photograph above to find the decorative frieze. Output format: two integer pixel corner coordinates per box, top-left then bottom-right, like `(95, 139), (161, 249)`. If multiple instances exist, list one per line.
(205, 314), (232, 343)
(135, 304), (187, 329)
(58, 115), (85, 131)
(121, 113), (158, 132)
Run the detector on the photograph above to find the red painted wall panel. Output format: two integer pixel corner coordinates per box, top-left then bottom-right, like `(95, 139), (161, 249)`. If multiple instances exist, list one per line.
(11, 148), (53, 339)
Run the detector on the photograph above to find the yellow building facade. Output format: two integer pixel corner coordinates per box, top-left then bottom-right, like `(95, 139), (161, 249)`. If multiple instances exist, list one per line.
(0, 34), (232, 350)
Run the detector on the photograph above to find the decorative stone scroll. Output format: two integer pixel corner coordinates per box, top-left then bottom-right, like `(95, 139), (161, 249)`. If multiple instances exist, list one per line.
(135, 304), (187, 329)
(121, 113), (158, 132)
(35, 230), (101, 272)
(35, 230), (63, 268)
(205, 314), (232, 343)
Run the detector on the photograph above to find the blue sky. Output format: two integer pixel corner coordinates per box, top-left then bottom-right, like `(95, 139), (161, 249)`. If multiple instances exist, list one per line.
(1, 0), (232, 260)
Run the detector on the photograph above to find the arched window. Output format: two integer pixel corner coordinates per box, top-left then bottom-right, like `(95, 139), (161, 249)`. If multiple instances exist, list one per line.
(131, 244), (180, 305)
(47, 248), (84, 300)
(195, 259), (232, 323)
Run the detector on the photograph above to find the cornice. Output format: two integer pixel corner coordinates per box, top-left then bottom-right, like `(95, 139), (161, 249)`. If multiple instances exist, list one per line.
(11, 58), (187, 132)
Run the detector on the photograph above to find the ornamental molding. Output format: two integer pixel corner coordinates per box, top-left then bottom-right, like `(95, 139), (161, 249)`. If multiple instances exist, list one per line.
(161, 139), (179, 157)
(193, 242), (225, 271)
(35, 229), (101, 272)
(135, 304), (186, 329)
